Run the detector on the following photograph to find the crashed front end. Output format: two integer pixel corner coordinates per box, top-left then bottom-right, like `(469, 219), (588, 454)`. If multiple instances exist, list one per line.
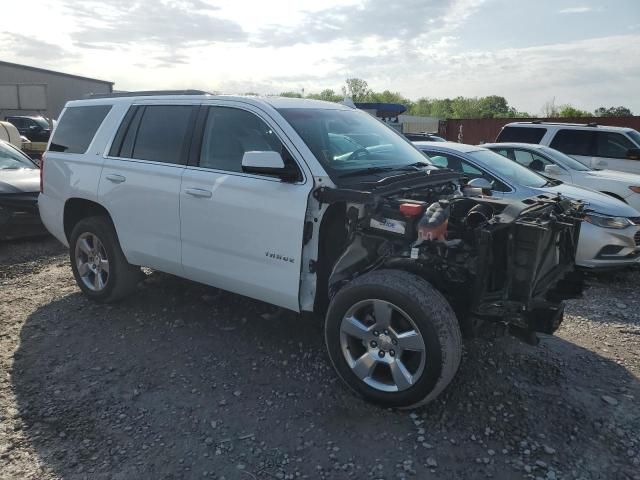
(318, 169), (584, 337)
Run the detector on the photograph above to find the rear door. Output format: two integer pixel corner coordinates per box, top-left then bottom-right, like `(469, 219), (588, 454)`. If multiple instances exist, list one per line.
(99, 103), (197, 275)
(549, 129), (596, 169)
(593, 131), (640, 174)
(179, 103), (312, 311)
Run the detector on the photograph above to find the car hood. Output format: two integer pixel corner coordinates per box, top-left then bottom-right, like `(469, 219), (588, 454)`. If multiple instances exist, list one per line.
(0, 168), (39, 194)
(537, 182), (640, 217)
(583, 169), (640, 185)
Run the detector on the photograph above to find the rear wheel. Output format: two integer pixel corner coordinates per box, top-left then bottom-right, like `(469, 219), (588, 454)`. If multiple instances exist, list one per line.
(69, 216), (142, 303)
(325, 269), (462, 408)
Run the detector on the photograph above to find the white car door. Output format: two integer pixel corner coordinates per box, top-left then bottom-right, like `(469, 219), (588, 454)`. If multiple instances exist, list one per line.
(99, 103), (197, 275)
(592, 131), (640, 174)
(179, 104), (313, 311)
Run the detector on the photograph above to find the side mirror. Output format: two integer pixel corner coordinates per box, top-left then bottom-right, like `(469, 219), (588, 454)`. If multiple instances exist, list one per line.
(241, 151), (298, 181)
(626, 148), (640, 160)
(544, 164), (563, 176)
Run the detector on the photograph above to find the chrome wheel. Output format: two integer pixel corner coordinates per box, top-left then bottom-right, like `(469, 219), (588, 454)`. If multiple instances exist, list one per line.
(339, 299), (427, 393)
(75, 232), (109, 292)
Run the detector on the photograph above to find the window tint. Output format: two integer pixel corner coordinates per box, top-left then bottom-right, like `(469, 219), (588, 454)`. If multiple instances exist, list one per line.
(549, 129), (595, 156)
(199, 107), (286, 173)
(496, 126), (546, 143)
(513, 149), (552, 172)
(49, 105), (111, 154)
(129, 105), (193, 163)
(0, 141), (36, 170)
(596, 132), (635, 159)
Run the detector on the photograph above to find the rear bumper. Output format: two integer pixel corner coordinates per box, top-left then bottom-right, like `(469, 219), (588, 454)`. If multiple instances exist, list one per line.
(38, 192), (68, 247)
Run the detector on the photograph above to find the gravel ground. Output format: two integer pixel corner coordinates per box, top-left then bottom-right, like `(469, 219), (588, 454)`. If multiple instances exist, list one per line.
(1, 237), (639, 480)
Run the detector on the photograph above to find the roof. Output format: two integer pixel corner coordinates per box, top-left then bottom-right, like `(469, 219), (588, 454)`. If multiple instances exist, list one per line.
(67, 93), (353, 111)
(413, 141), (483, 153)
(0, 60), (114, 85)
(354, 102), (407, 117)
(504, 121), (632, 132)
(482, 142), (546, 149)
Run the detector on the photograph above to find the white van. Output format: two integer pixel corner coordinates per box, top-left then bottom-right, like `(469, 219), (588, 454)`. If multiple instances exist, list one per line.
(496, 122), (640, 174)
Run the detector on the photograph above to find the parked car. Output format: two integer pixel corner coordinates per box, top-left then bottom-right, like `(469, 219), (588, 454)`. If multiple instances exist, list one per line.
(0, 139), (45, 240)
(495, 122), (640, 174)
(4, 115), (52, 142)
(414, 141), (640, 269)
(483, 142), (640, 211)
(39, 92), (583, 408)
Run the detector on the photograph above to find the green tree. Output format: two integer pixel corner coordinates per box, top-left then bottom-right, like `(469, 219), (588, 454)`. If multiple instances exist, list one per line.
(594, 106), (633, 117)
(477, 95), (510, 118)
(341, 78), (373, 102)
(306, 88), (343, 102)
(557, 104), (591, 117)
(279, 91), (303, 98)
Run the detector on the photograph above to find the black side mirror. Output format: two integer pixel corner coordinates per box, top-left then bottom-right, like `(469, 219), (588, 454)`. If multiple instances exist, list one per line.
(626, 148), (640, 160)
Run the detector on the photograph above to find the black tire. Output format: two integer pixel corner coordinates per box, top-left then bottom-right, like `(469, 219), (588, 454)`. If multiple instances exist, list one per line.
(325, 269), (462, 409)
(69, 216), (142, 303)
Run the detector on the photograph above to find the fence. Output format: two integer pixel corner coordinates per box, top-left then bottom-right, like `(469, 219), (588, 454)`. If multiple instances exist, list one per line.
(438, 117), (640, 145)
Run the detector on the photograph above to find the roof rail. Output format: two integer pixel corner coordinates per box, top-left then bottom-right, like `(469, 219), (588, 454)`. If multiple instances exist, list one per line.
(86, 90), (211, 99)
(586, 122), (598, 127)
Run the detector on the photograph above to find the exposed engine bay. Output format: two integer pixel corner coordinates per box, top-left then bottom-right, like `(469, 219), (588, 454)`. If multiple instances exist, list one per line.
(314, 169), (584, 337)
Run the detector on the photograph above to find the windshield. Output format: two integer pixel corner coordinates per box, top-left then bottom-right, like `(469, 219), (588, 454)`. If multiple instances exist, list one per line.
(627, 129), (640, 146)
(278, 108), (430, 177)
(469, 149), (548, 188)
(539, 146), (591, 171)
(0, 142), (36, 170)
(33, 117), (50, 129)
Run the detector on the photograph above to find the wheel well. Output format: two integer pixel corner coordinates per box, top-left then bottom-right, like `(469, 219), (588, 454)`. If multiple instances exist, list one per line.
(63, 198), (112, 241)
(600, 191), (627, 203)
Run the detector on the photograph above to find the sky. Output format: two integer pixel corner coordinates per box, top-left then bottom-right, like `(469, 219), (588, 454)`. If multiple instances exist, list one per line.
(1, 0), (639, 115)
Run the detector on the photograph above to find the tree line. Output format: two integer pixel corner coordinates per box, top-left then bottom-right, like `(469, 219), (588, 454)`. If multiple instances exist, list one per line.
(273, 78), (634, 119)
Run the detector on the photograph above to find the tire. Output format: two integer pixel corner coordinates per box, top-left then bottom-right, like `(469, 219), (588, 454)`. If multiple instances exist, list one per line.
(69, 216), (142, 303)
(325, 269), (462, 409)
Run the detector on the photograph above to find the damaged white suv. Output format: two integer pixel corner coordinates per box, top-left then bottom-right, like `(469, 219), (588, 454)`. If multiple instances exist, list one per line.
(40, 92), (584, 408)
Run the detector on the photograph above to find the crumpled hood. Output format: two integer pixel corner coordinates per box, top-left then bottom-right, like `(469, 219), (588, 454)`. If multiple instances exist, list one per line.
(538, 182), (640, 217)
(584, 169), (640, 185)
(0, 168), (39, 194)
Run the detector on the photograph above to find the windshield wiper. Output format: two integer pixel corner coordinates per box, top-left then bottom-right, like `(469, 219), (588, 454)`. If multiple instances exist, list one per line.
(337, 166), (397, 178)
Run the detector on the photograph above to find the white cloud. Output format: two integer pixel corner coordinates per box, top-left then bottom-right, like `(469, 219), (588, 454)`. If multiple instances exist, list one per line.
(558, 6), (595, 14)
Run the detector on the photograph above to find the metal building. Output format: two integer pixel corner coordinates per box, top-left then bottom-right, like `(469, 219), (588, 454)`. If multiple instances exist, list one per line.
(0, 60), (113, 120)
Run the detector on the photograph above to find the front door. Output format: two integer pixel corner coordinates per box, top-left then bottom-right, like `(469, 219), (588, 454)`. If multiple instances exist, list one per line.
(180, 104), (313, 311)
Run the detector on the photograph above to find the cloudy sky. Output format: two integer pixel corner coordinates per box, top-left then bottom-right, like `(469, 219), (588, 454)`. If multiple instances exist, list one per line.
(1, 0), (639, 114)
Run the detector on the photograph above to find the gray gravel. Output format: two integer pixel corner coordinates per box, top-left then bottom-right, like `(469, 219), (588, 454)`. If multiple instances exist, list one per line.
(1, 237), (639, 479)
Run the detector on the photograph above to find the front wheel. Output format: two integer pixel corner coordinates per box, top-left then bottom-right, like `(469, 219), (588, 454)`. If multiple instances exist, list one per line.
(325, 270), (462, 409)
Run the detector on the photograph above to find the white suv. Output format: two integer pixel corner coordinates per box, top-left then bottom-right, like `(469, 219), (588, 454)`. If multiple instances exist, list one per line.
(40, 91), (584, 408)
(496, 122), (640, 174)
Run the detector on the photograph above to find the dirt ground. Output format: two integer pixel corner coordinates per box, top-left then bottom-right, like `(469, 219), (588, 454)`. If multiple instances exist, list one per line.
(1, 237), (639, 480)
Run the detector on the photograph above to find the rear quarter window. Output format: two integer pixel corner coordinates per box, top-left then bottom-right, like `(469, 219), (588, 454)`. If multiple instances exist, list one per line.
(496, 126), (546, 143)
(49, 105), (112, 154)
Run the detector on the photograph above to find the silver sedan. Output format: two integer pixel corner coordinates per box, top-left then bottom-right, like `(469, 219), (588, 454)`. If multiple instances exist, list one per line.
(414, 141), (640, 269)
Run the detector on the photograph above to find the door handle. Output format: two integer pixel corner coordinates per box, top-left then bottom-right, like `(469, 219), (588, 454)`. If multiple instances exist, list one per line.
(185, 188), (212, 198)
(105, 174), (126, 183)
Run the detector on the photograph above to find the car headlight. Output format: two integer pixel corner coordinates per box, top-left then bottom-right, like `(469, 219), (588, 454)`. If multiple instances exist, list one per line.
(584, 213), (633, 229)
(629, 186), (640, 193)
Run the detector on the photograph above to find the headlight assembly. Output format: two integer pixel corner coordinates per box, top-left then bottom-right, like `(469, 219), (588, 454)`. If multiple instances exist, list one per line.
(584, 213), (633, 229)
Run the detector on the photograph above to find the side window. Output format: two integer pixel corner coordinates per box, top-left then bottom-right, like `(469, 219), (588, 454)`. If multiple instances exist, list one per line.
(596, 132), (635, 159)
(459, 159), (510, 192)
(428, 155), (449, 168)
(496, 126), (546, 143)
(549, 129), (595, 156)
(199, 107), (299, 178)
(513, 149), (552, 172)
(48, 105), (112, 154)
(132, 105), (193, 163)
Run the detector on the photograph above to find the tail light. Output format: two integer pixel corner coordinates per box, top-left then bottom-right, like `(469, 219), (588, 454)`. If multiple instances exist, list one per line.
(39, 152), (45, 193)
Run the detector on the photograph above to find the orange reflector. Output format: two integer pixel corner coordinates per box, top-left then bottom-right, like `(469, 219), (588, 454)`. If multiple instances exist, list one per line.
(400, 203), (424, 217)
